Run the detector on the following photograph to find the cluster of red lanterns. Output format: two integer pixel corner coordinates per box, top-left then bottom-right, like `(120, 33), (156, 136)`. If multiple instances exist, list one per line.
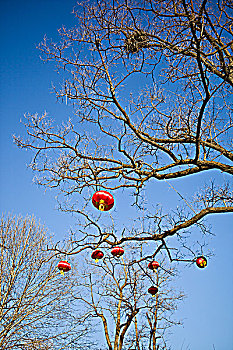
(91, 191), (159, 296)
(147, 260), (160, 296)
(90, 249), (160, 296)
(58, 191), (208, 298)
(90, 246), (125, 263)
(90, 191), (208, 295)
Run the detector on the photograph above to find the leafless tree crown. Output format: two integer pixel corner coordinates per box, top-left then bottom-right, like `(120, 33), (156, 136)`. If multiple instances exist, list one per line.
(14, 0), (232, 251)
(0, 215), (91, 350)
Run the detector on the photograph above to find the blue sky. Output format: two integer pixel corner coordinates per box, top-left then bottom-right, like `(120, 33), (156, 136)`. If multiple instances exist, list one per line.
(0, 0), (78, 234)
(0, 1), (232, 349)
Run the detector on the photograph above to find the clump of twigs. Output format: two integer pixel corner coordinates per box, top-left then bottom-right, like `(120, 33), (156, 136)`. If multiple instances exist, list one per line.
(124, 29), (148, 53)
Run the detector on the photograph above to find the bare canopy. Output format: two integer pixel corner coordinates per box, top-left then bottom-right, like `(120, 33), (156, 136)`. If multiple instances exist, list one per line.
(15, 0), (233, 250)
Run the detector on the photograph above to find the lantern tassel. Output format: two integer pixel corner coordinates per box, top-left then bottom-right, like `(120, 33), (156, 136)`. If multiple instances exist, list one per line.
(95, 259), (99, 263)
(99, 200), (105, 211)
(60, 269), (64, 276)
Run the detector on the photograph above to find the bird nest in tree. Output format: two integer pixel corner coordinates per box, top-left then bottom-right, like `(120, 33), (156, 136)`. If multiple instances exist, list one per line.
(124, 30), (149, 54)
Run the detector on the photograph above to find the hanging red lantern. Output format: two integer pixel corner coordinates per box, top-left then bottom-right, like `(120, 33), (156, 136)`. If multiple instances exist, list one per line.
(196, 256), (207, 268)
(111, 246), (124, 257)
(57, 261), (71, 275)
(148, 286), (158, 297)
(92, 191), (114, 211)
(148, 261), (160, 271)
(91, 249), (104, 262)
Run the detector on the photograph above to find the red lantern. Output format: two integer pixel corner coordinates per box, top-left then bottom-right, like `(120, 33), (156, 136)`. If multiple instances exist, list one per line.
(148, 286), (158, 297)
(111, 246), (124, 257)
(57, 261), (71, 276)
(92, 191), (114, 211)
(148, 261), (160, 270)
(91, 249), (104, 262)
(196, 256), (207, 268)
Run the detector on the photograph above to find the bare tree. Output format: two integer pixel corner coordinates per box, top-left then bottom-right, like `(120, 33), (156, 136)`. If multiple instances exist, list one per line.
(14, 0), (232, 250)
(0, 215), (93, 350)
